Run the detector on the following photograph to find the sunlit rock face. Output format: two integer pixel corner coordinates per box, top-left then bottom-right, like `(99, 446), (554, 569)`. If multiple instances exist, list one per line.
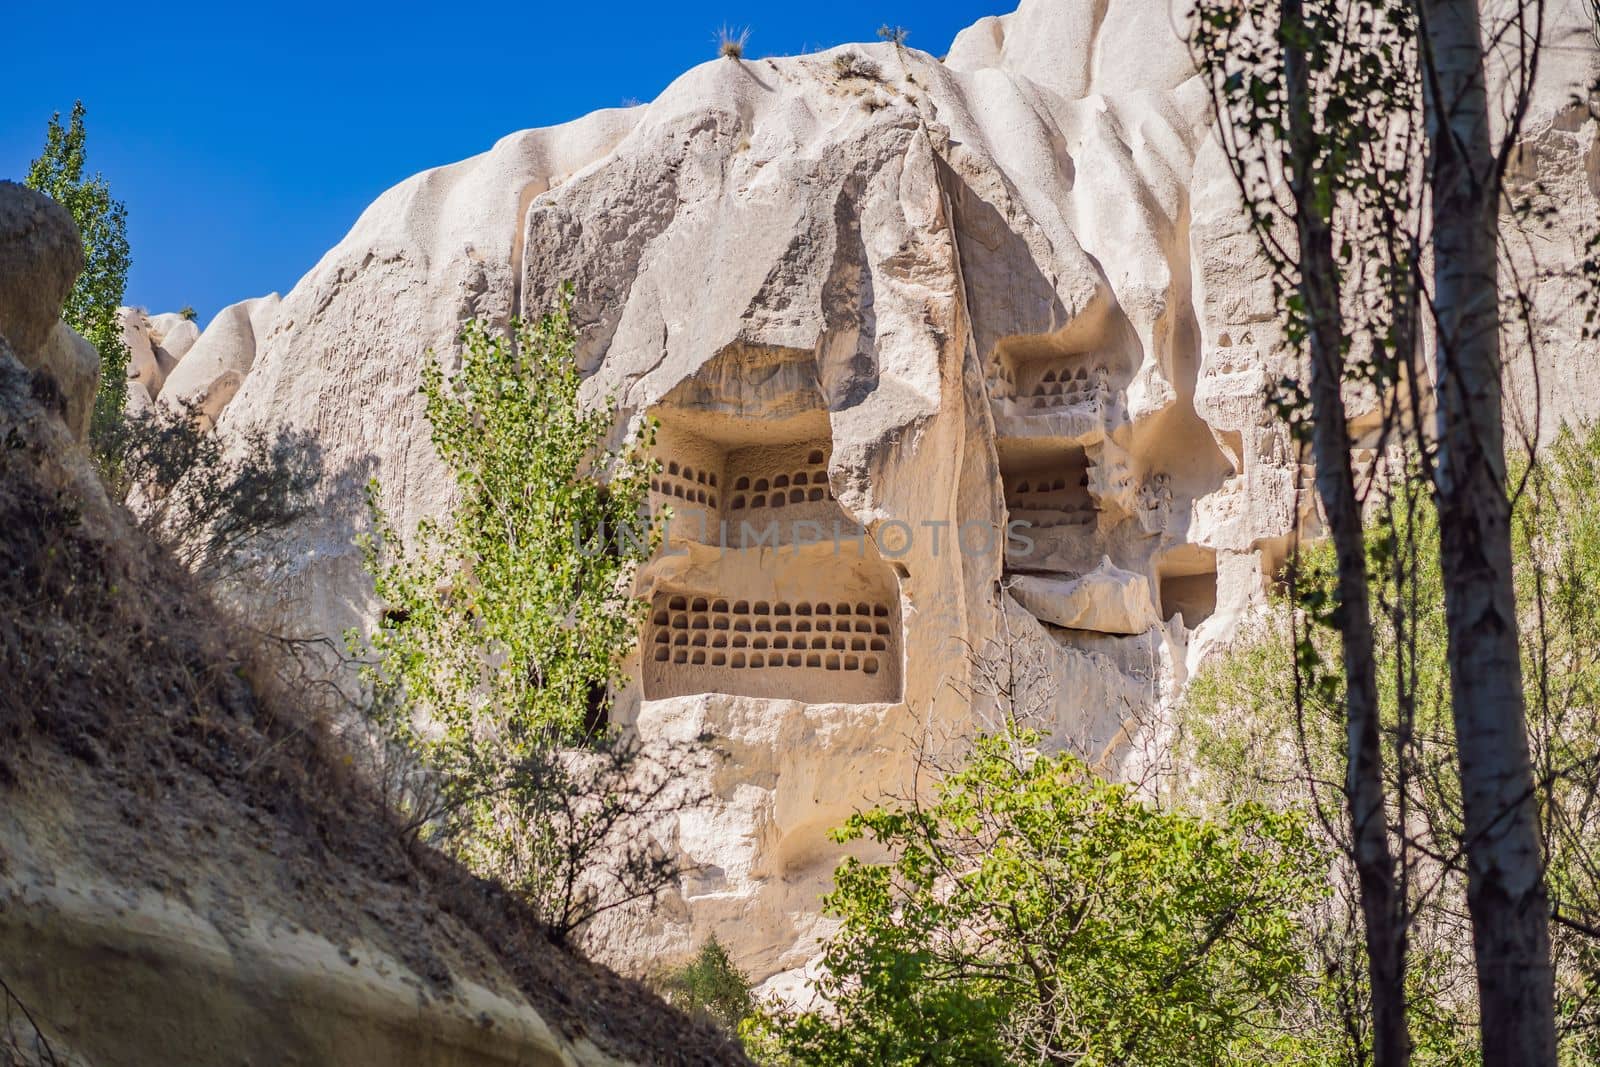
(0, 181), (98, 441)
(182, 0), (1599, 990)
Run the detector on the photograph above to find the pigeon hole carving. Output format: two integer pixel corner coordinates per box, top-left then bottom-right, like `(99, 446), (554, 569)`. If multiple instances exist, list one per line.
(722, 441), (854, 550)
(1003, 449), (1096, 531)
(728, 447), (831, 512)
(651, 461), (720, 508)
(643, 592), (901, 703)
(987, 328), (1153, 582)
(642, 412), (900, 702)
(648, 429), (727, 541)
(1020, 361), (1112, 411)
(650, 418), (852, 546)
(992, 345), (1121, 419)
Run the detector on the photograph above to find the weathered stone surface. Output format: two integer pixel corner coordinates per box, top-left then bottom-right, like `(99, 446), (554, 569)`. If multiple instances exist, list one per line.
(148, 312), (200, 361)
(159, 294), (280, 421)
(173, 0), (1599, 993)
(1010, 560), (1159, 635)
(119, 306), (166, 399)
(119, 307), (204, 404)
(0, 335), (744, 1067)
(0, 860), (622, 1067)
(0, 181), (82, 354)
(0, 181), (99, 440)
(35, 321), (101, 441)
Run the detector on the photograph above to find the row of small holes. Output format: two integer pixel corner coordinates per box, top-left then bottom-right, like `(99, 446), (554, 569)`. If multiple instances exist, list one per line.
(665, 462), (718, 488)
(654, 648), (881, 673)
(1035, 365), (1106, 387)
(656, 631), (889, 652)
(654, 614), (891, 635)
(730, 451), (829, 511)
(733, 487), (827, 509)
(1028, 367), (1107, 410)
(651, 478), (719, 508)
(1033, 381), (1099, 397)
(663, 597), (888, 617)
(1012, 477), (1074, 495)
(732, 465), (825, 493)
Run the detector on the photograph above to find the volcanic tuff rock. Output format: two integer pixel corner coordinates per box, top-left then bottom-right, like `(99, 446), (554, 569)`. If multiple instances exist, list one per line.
(119, 306), (204, 410)
(0, 180), (99, 440)
(173, 0), (1600, 990)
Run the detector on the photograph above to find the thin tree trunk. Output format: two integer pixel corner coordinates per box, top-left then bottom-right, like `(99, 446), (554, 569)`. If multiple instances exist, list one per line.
(1281, 3), (1411, 1063)
(1417, 1), (1557, 1063)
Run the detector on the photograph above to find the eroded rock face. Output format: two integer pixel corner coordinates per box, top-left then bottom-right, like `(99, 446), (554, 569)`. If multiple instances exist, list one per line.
(119, 304), (235, 418)
(182, 0), (1600, 990)
(0, 181), (82, 353)
(0, 181), (99, 441)
(155, 294), (280, 427)
(119, 306), (206, 408)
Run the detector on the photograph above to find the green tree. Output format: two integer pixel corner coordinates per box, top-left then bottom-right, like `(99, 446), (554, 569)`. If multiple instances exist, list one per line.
(659, 936), (755, 1035)
(745, 724), (1328, 1066)
(361, 301), (657, 740)
(1180, 426), (1600, 1064)
(1194, 0), (1569, 1054)
(355, 296), (702, 944)
(25, 101), (131, 463)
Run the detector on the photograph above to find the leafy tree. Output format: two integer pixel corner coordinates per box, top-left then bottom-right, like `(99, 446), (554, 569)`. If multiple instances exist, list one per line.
(659, 936), (755, 1035)
(25, 101), (131, 464)
(1418, 2), (1557, 1056)
(355, 296), (701, 944)
(1180, 425), (1600, 1064)
(361, 299), (657, 737)
(1195, 0), (1573, 1054)
(1191, 0), (1432, 1054)
(745, 724), (1328, 1066)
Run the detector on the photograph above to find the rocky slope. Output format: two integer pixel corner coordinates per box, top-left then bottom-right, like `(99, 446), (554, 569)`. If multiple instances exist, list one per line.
(0, 181), (745, 1066)
(167, 0), (1600, 991)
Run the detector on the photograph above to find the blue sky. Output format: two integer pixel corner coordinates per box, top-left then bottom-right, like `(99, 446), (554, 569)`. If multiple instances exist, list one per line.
(3, 1), (1015, 325)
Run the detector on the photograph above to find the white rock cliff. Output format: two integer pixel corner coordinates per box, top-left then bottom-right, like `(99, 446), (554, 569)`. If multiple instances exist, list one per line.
(171, 0), (1600, 990)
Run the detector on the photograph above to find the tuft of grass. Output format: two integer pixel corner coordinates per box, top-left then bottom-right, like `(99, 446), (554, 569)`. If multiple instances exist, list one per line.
(832, 51), (882, 82)
(716, 25), (750, 60)
(179, 306), (197, 321)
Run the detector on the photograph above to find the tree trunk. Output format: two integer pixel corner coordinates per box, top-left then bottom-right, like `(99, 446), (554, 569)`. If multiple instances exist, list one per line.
(1418, 1), (1557, 1063)
(1282, 4), (1411, 1063)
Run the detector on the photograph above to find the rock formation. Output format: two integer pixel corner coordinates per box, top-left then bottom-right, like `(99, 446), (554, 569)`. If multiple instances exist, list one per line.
(161, 0), (1600, 992)
(0, 180), (99, 441)
(154, 294), (280, 425)
(119, 306), (202, 410)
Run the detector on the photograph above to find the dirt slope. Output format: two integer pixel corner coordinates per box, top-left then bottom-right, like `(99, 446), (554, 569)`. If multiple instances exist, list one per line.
(0, 339), (747, 1066)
